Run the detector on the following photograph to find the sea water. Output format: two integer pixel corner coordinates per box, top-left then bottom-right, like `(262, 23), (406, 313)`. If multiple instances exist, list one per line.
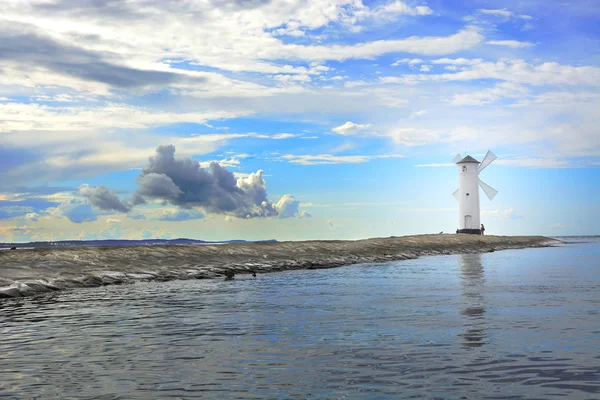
(1, 239), (598, 399)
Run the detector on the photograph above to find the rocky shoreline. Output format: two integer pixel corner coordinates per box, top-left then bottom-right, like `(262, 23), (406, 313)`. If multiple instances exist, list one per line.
(0, 234), (560, 299)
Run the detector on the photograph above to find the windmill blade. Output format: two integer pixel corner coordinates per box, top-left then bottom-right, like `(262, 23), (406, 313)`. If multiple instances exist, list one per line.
(478, 150), (497, 173)
(452, 153), (462, 164)
(452, 188), (460, 201)
(479, 179), (498, 201)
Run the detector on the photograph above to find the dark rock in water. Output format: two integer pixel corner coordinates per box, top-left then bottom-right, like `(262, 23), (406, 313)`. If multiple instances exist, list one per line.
(224, 270), (235, 280)
(10, 246), (16, 250)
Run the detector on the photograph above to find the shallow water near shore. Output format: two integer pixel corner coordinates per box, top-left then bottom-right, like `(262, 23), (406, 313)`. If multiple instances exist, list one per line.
(1, 240), (599, 399)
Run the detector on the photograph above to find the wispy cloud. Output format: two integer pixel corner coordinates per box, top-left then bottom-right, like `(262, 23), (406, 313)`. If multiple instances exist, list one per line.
(481, 208), (523, 220)
(281, 153), (403, 165)
(486, 40), (534, 48)
(332, 121), (373, 135)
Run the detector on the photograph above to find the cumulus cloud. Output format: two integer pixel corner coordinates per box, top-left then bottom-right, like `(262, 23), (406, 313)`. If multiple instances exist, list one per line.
(40, 145), (310, 223)
(275, 194), (311, 218)
(79, 184), (131, 213)
(133, 145), (279, 218)
(332, 121), (373, 135)
(25, 212), (40, 221)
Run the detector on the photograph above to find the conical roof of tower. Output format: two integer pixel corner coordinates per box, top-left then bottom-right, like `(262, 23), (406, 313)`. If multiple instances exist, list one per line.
(457, 155), (480, 163)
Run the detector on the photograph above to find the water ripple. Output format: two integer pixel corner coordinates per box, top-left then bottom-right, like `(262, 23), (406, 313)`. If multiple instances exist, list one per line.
(0, 244), (599, 399)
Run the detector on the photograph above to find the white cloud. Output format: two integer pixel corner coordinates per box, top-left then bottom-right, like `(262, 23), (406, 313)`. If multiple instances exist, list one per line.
(271, 133), (300, 140)
(0, 1), (481, 93)
(381, 60), (600, 87)
(156, 209), (205, 222)
(0, 102), (248, 134)
(332, 121), (373, 135)
(344, 80), (369, 88)
(302, 201), (407, 208)
(391, 58), (424, 66)
(386, 127), (477, 146)
(280, 28), (484, 61)
(486, 40), (534, 48)
(414, 163), (455, 167)
(431, 58), (483, 65)
(478, 9), (533, 20)
(199, 158), (242, 169)
(281, 153), (403, 165)
(409, 109), (428, 118)
(419, 65), (431, 72)
(495, 158), (571, 168)
(451, 82), (528, 106)
(515, 91), (600, 106)
(275, 194), (310, 218)
(479, 9), (513, 18)
(372, 1), (434, 20)
(330, 142), (356, 153)
(25, 212), (40, 221)
(481, 208), (523, 220)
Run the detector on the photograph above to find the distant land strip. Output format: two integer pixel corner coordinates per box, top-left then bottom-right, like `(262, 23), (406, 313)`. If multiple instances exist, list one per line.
(0, 234), (560, 299)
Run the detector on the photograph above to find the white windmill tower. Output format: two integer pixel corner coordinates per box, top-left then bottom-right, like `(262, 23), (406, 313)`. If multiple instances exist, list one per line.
(452, 151), (498, 234)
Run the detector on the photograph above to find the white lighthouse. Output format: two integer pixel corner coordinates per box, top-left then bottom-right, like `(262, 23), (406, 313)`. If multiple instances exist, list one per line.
(452, 151), (498, 234)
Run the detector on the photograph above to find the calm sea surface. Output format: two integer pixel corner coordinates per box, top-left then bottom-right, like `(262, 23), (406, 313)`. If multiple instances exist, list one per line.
(1, 239), (599, 399)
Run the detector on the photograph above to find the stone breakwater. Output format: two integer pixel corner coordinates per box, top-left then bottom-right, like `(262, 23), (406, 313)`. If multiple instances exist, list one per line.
(0, 234), (559, 299)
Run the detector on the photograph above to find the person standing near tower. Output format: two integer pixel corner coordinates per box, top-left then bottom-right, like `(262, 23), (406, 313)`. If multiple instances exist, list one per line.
(481, 224), (485, 235)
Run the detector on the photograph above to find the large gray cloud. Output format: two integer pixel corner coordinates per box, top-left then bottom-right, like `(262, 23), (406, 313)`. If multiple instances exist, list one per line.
(0, 23), (203, 90)
(79, 185), (131, 213)
(134, 145), (278, 218)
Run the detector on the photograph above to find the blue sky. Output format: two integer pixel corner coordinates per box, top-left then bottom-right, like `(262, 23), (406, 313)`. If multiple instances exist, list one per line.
(0, 0), (598, 242)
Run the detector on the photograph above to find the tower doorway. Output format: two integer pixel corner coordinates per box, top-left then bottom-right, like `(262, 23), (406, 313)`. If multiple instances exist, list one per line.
(465, 215), (472, 229)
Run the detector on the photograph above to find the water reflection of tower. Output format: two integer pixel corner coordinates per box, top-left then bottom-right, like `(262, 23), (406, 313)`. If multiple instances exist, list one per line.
(458, 253), (487, 348)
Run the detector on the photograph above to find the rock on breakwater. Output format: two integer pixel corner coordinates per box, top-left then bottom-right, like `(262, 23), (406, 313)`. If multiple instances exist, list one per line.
(0, 234), (559, 299)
